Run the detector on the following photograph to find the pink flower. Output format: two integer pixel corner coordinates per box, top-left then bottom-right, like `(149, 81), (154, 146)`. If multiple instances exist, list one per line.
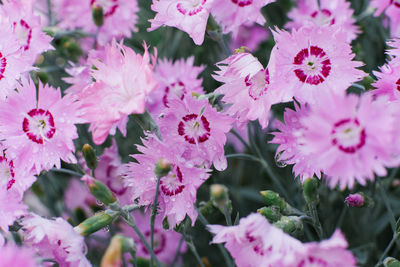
(0, 244), (38, 267)
(120, 210), (187, 264)
(211, 0), (275, 35)
(230, 23), (270, 51)
(371, 0), (400, 37)
(64, 178), (97, 217)
(299, 230), (357, 267)
(388, 38), (400, 61)
(0, 0), (53, 64)
(22, 214), (91, 266)
(148, 0), (215, 45)
(158, 95), (234, 170)
(147, 56), (205, 116)
(372, 62), (400, 101)
(57, 0), (139, 45)
(123, 137), (210, 226)
(214, 52), (281, 129)
(0, 189), (27, 232)
(95, 139), (131, 205)
(269, 26), (365, 103)
(286, 0), (359, 43)
(77, 40), (158, 145)
(208, 213), (303, 267)
(0, 78), (83, 175)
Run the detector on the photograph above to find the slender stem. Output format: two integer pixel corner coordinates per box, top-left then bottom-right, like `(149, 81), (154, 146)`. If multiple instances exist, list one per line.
(336, 206), (348, 229)
(50, 167), (84, 177)
(375, 233), (399, 267)
(171, 236), (184, 267)
(377, 179), (397, 232)
(308, 203), (324, 240)
(229, 129), (252, 152)
(184, 235), (205, 267)
(150, 175), (162, 267)
(226, 153), (262, 162)
(222, 206), (232, 226)
(120, 212), (161, 267)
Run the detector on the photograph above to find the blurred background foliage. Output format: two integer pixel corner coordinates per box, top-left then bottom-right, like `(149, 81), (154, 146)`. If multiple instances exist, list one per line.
(31, 0), (399, 266)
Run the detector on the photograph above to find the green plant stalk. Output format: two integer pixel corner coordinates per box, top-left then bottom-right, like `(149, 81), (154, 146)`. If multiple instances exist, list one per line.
(150, 174), (162, 267)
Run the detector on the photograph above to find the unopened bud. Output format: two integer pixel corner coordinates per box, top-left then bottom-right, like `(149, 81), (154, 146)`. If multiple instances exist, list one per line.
(82, 144), (98, 170)
(92, 6), (104, 27)
(257, 207), (281, 223)
(260, 190), (292, 213)
(210, 184), (232, 213)
(154, 158), (171, 178)
(384, 257), (400, 267)
(303, 178), (318, 204)
(345, 193), (364, 207)
(74, 210), (119, 236)
(82, 175), (117, 206)
(273, 216), (303, 237)
(101, 235), (122, 267)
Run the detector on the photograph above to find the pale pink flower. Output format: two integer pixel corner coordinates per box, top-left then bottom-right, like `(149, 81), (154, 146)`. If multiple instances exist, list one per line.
(158, 95), (234, 170)
(214, 52), (281, 128)
(0, 0), (53, 64)
(208, 213), (303, 267)
(286, 0), (359, 43)
(148, 0), (215, 45)
(147, 56), (205, 116)
(120, 210), (187, 264)
(388, 38), (400, 61)
(230, 24), (270, 51)
(269, 26), (365, 103)
(0, 244), (38, 267)
(371, 0), (400, 37)
(77, 40), (158, 145)
(57, 0), (139, 45)
(0, 189), (27, 231)
(123, 137), (210, 226)
(0, 78), (83, 175)
(211, 0), (275, 35)
(372, 62), (400, 101)
(22, 214), (91, 267)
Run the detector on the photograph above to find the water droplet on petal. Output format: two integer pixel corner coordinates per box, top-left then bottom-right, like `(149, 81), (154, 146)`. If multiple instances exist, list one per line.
(274, 150), (293, 168)
(103, 225), (110, 232)
(96, 199), (103, 206)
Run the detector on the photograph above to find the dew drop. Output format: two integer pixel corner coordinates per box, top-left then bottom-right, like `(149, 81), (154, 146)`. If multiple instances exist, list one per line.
(103, 225), (110, 232)
(96, 199), (103, 206)
(274, 150), (292, 168)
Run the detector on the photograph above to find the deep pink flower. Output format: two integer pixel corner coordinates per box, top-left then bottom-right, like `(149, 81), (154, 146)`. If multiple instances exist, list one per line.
(286, 0), (359, 43)
(148, 0), (214, 45)
(345, 193), (365, 207)
(211, 0), (275, 35)
(269, 26), (365, 103)
(78, 40), (158, 145)
(120, 210), (187, 264)
(0, 0), (53, 64)
(0, 244), (38, 267)
(57, 0), (139, 45)
(214, 52), (281, 129)
(22, 214), (91, 266)
(230, 23), (270, 51)
(123, 137), (210, 226)
(0, 78), (83, 175)
(147, 56), (205, 116)
(158, 95), (234, 170)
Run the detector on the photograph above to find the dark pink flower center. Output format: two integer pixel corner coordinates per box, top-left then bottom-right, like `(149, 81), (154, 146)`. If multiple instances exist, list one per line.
(13, 19), (32, 51)
(143, 229), (166, 254)
(178, 113), (211, 144)
(310, 9), (335, 26)
(0, 156), (15, 190)
(163, 81), (186, 107)
(91, 0), (118, 17)
(245, 68), (270, 100)
(293, 46), (332, 85)
(396, 78), (400, 91)
(160, 166), (185, 196)
(177, 0), (207, 16)
(22, 108), (56, 144)
(298, 256), (328, 267)
(0, 52), (7, 81)
(391, 0), (400, 8)
(331, 118), (366, 154)
(231, 0), (252, 7)
(245, 232), (269, 256)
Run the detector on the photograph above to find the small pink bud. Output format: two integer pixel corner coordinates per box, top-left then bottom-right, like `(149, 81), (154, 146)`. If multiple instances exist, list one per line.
(345, 193), (365, 207)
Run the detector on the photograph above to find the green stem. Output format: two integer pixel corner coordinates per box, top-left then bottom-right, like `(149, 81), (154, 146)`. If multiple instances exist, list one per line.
(308, 203), (324, 240)
(50, 167), (85, 177)
(184, 235), (205, 267)
(377, 179), (397, 233)
(222, 206), (232, 226)
(171, 236), (184, 267)
(150, 175), (162, 267)
(375, 233), (399, 267)
(229, 129), (252, 152)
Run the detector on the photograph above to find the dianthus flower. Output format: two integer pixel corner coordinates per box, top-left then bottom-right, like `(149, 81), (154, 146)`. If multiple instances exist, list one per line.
(0, 0), (53, 64)
(0, 78), (83, 175)
(211, 0), (275, 35)
(371, 0), (400, 38)
(148, 0), (215, 45)
(78, 40), (158, 145)
(22, 214), (91, 267)
(230, 24), (270, 51)
(57, 0), (139, 45)
(147, 56), (205, 116)
(0, 189), (27, 231)
(158, 95), (234, 170)
(214, 52), (281, 128)
(372, 62), (400, 101)
(0, 244), (38, 267)
(123, 137), (210, 226)
(269, 26), (365, 103)
(120, 210), (187, 264)
(286, 0), (359, 43)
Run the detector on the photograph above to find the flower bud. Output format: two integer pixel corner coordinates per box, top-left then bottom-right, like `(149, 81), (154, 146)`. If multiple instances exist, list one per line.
(303, 178), (318, 204)
(260, 190), (288, 213)
(210, 184), (232, 214)
(384, 257), (400, 267)
(82, 144), (98, 170)
(101, 235), (122, 267)
(257, 206), (281, 223)
(154, 158), (171, 178)
(74, 210), (119, 236)
(92, 5), (104, 27)
(345, 193), (364, 207)
(82, 175), (117, 206)
(273, 216), (303, 237)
